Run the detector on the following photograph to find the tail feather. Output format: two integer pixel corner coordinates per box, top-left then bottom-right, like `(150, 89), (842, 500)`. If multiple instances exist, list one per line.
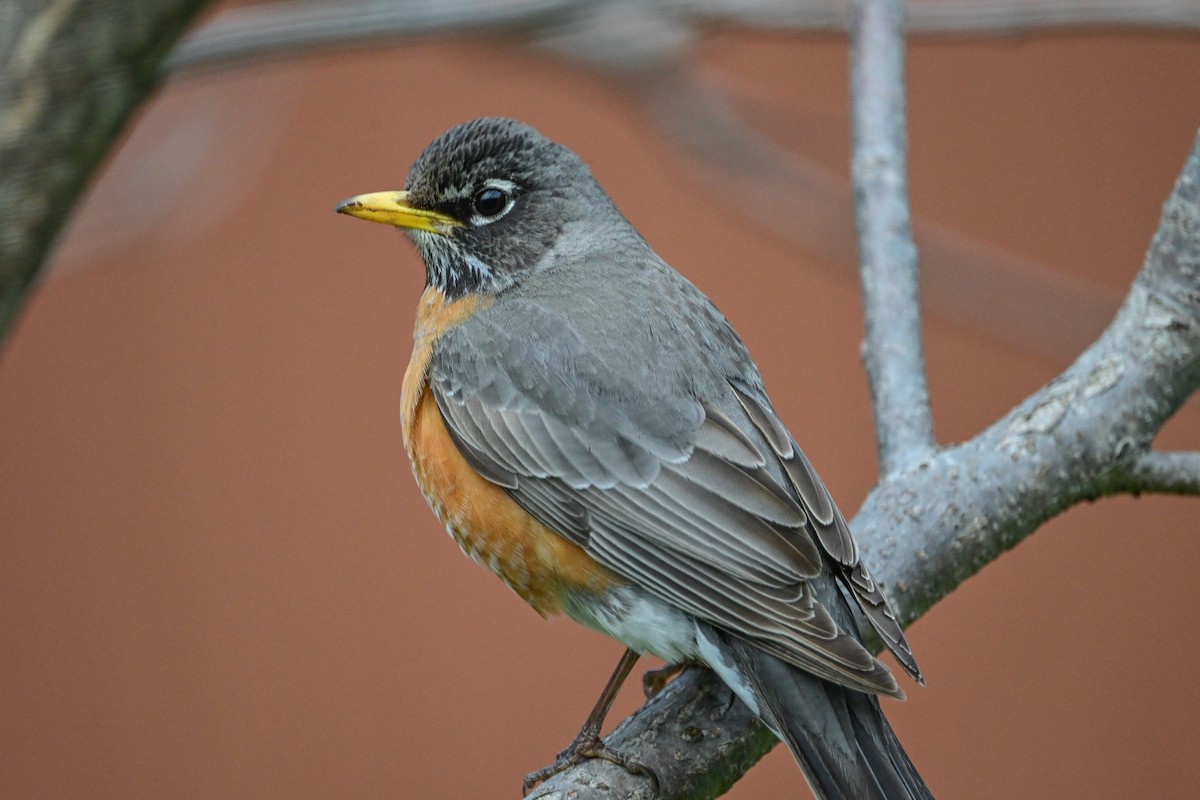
(712, 630), (933, 800)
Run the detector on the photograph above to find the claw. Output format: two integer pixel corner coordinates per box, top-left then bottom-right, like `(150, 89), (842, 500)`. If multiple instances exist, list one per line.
(522, 727), (659, 796)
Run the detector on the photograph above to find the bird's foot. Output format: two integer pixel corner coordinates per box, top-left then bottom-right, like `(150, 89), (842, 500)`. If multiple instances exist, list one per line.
(522, 725), (659, 796)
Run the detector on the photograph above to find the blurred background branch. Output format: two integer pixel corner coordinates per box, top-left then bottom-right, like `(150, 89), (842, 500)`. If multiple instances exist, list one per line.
(0, 0), (209, 339)
(166, 0), (1200, 75)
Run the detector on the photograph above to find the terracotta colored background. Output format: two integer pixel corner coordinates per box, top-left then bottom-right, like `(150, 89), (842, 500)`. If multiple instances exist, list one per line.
(2, 19), (1198, 800)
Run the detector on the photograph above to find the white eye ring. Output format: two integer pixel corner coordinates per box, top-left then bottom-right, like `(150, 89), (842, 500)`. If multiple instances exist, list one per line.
(469, 179), (517, 226)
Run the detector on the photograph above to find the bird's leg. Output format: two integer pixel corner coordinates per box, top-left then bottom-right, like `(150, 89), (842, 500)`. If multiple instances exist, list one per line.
(641, 661), (687, 698)
(522, 647), (659, 796)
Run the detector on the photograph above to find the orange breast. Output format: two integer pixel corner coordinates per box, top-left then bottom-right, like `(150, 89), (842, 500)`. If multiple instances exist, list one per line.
(400, 287), (619, 615)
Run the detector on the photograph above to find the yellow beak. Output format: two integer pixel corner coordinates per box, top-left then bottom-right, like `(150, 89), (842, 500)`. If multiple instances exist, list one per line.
(334, 191), (459, 235)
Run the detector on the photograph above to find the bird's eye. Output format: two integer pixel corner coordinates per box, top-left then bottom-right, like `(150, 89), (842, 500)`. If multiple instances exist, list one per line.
(472, 187), (509, 219)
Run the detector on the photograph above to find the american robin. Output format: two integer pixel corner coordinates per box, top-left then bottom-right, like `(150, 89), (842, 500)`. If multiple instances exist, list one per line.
(336, 117), (932, 799)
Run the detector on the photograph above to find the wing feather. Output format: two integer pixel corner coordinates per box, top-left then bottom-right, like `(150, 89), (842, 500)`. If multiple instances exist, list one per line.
(587, 484), (806, 587)
(694, 401), (768, 468)
(428, 318), (921, 692)
(588, 516), (897, 695)
(731, 383), (923, 684)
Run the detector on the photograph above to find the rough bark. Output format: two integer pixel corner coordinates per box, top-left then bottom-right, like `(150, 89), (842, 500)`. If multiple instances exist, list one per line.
(0, 0), (210, 339)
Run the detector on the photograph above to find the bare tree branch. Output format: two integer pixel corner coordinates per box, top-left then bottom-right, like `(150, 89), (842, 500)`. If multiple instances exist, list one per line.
(529, 129), (1200, 800)
(0, 0), (210, 341)
(859, 130), (1200, 622)
(851, 0), (935, 475)
(709, 0), (1200, 33)
(884, 0), (1200, 33)
(164, 0), (598, 75)
(165, 0), (1200, 76)
(1112, 450), (1200, 496)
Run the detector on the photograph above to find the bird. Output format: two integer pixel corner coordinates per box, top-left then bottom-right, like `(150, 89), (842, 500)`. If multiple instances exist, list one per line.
(335, 117), (933, 799)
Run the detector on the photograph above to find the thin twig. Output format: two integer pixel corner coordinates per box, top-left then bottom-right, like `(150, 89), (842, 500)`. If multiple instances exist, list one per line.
(1117, 450), (1200, 496)
(850, 0), (935, 475)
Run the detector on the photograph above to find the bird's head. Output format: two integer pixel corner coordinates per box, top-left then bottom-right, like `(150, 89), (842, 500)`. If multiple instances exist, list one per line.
(336, 118), (616, 299)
